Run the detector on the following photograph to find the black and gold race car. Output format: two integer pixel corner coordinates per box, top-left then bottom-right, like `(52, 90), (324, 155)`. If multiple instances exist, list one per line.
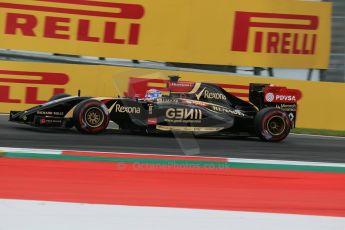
(9, 76), (298, 142)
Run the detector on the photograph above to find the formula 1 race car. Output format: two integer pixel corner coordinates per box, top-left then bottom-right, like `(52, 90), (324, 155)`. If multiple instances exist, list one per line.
(9, 76), (298, 142)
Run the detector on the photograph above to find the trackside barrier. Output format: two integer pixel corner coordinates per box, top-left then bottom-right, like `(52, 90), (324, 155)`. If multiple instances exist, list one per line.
(0, 0), (331, 68)
(0, 60), (344, 130)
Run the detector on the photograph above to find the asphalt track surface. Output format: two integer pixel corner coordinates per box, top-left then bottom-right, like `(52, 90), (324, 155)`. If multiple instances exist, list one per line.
(0, 116), (344, 163)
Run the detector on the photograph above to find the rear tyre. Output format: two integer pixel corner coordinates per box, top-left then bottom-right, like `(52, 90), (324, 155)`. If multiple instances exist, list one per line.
(73, 99), (110, 134)
(49, 93), (71, 102)
(254, 107), (291, 142)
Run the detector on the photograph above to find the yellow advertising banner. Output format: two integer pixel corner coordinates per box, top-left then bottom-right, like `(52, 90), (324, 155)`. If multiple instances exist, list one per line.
(0, 0), (331, 68)
(0, 60), (344, 130)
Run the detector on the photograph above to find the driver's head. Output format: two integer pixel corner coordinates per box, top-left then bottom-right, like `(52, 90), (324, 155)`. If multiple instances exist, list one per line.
(144, 89), (162, 101)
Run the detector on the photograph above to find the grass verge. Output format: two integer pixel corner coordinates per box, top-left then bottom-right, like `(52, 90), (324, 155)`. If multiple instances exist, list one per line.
(292, 128), (345, 137)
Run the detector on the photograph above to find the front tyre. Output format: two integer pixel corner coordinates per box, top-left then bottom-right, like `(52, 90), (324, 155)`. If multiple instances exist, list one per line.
(254, 107), (291, 142)
(73, 99), (110, 134)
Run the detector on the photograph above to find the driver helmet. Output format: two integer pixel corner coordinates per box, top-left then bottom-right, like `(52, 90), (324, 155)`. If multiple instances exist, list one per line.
(144, 89), (162, 101)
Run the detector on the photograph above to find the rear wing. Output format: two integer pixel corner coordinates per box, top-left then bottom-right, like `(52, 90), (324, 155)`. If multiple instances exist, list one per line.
(249, 83), (298, 127)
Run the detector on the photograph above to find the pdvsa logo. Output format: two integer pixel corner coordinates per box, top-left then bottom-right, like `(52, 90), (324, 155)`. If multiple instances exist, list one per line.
(0, 70), (69, 104)
(231, 11), (318, 55)
(265, 93), (275, 102)
(276, 95), (296, 102)
(265, 93), (297, 103)
(1, 0), (145, 45)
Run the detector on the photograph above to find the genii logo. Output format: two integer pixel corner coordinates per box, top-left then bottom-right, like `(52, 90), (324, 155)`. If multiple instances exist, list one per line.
(166, 108), (202, 120)
(0, 70), (69, 104)
(2, 0), (145, 45)
(231, 11), (319, 55)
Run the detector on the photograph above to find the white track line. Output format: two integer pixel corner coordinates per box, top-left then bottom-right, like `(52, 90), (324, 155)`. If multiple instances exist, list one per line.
(290, 133), (345, 139)
(0, 147), (61, 155)
(228, 158), (345, 168)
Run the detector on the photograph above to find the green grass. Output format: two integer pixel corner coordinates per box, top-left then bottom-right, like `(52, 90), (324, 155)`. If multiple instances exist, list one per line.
(292, 128), (345, 137)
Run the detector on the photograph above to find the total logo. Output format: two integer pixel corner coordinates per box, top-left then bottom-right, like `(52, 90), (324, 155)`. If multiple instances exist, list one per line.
(196, 88), (226, 101)
(265, 93), (296, 102)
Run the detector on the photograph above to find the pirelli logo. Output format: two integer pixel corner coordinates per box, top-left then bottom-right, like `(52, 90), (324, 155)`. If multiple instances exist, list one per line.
(0, 70), (69, 104)
(231, 11), (319, 55)
(0, 0), (145, 45)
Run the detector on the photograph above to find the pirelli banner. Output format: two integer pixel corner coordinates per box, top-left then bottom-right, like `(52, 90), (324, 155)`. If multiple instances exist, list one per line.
(0, 0), (332, 69)
(1, 60), (345, 130)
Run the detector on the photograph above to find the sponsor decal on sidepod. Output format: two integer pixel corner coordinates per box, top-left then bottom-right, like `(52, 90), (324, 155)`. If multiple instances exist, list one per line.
(265, 93), (296, 103)
(212, 105), (244, 116)
(196, 88), (226, 101)
(165, 108), (202, 123)
(114, 103), (140, 114)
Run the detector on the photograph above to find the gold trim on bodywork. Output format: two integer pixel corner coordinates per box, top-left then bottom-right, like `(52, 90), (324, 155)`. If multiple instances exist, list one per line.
(64, 105), (77, 118)
(170, 83), (201, 95)
(92, 97), (114, 101)
(108, 100), (119, 113)
(179, 98), (246, 117)
(189, 82), (201, 94)
(156, 125), (224, 132)
(64, 97), (115, 118)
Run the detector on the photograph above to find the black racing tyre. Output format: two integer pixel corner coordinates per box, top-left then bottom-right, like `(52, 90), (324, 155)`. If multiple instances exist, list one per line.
(254, 107), (291, 142)
(49, 93), (71, 102)
(73, 99), (110, 134)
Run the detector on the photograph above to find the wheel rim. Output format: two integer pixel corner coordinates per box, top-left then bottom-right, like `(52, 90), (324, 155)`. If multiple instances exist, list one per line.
(266, 115), (286, 136)
(84, 107), (105, 128)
